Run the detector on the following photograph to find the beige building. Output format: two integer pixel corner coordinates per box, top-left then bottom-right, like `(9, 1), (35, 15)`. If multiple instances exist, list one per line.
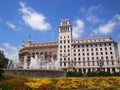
(19, 19), (120, 73)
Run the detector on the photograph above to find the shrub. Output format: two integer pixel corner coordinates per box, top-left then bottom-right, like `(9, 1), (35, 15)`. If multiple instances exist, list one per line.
(0, 59), (6, 80)
(112, 71), (120, 76)
(98, 71), (111, 76)
(66, 71), (83, 77)
(86, 71), (98, 77)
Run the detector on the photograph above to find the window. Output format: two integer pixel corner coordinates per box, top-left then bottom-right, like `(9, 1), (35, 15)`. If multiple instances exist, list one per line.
(78, 53), (80, 56)
(60, 58), (62, 61)
(105, 48), (107, 50)
(74, 45), (76, 48)
(64, 50), (66, 52)
(91, 48), (93, 51)
(74, 58), (76, 60)
(60, 63), (62, 66)
(91, 53), (94, 55)
(86, 45), (88, 47)
(101, 52), (103, 55)
(88, 60), (90, 66)
(68, 45), (70, 48)
(74, 54), (76, 56)
(87, 57), (89, 60)
(106, 56), (108, 59)
(60, 50), (62, 52)
(96, 57), (99, 60)
(68, 40), (70, 43)
(109, 43), (111, 46)
(96, 52), (98, 55)
(104, 43), (106, 46)
(78, 45), (80, 48)
(100, 48), (102, 51)
(97, 61), (99, 65)
(64, 58), (66, 60)
(60, 46), (62, 48)
(64, 45), (66, 48)
(68, 58), (70, 60)
(95, 44), (97, 47)
(96, 48), (98, 51)
(60, 54), (62, 56)
(82, 49), (84, 52)
(87, 49), (89, 51)
(68, 53), (70, 56)
(68, 50), (70, 52)
(111, 56), (113, 59)
(74, 49), (76, 52)
(92, 57), (94, 60)
(78, 49), (80, 52)
(64, 40), (66, 44)
(83, 57), (85, 60)
(111, 60), (114, 65)
(105, 52), (108, 55)
(78, 58), (81, 60)
(92, 60), (94, 66)
(83, 53), (85, 56)
(109, 47), (112, 50)
(64, 63), (66, 66)
(87, 53), (89, 55)
(60, 36), (62, 39)
(82, 45), (84, 47)
(83, 61), (85, 66)
(101, 57), (103, 59)
(110, 52), (113, 55)
(60, 40), (62, 44)
(100, 44), (102, 46)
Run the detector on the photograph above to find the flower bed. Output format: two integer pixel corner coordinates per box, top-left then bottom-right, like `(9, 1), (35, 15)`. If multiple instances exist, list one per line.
(1, 74), (120, 90)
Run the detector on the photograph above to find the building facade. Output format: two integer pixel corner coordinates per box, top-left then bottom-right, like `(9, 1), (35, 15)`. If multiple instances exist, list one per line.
(19, 19), (120, 73)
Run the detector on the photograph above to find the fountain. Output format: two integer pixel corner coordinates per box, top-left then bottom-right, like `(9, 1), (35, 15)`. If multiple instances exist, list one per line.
(4, 55), (65, 77)
(28, 55), (60, 70)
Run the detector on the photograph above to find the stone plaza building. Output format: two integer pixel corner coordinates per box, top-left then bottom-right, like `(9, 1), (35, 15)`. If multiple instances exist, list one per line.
(19, 19), (120, 73)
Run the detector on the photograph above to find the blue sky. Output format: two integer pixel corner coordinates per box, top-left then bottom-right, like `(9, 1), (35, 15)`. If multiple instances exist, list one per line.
(0, 0), (120, 61)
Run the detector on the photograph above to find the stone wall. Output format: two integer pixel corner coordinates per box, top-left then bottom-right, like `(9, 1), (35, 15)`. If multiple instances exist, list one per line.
(3, 68), (66, 77)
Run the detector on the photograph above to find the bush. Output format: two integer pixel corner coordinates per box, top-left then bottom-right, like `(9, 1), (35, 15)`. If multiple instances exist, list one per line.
(112, 71), (120, 76)
(86, 71), (98, 77)
(98, 71), (111, 76)
(0, 59), (6, 80)
(66, 71), (83, 77)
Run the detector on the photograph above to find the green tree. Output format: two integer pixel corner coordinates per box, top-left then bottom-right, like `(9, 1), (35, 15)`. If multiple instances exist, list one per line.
(0, 59), (6, 79)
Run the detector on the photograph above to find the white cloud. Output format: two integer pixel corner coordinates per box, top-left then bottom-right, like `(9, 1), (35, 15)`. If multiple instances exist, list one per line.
(0, 43), (19, 63)
(19, 2), (51, 31)
(88, 5), (103, 13)
(93, 14), (120, 35)
(73, 19), (84, 38)
(79, 7), (86, 12)
(87, 15), (100, 24)
(80, 5), (103, 24)
(6, 21), (17, 30)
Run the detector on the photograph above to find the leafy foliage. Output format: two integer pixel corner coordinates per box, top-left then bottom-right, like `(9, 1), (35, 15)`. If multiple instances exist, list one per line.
(66, 71), (83, 77)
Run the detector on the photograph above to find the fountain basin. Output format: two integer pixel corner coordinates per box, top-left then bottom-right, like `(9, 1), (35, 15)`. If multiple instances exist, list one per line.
(3, 68), (66, 77)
